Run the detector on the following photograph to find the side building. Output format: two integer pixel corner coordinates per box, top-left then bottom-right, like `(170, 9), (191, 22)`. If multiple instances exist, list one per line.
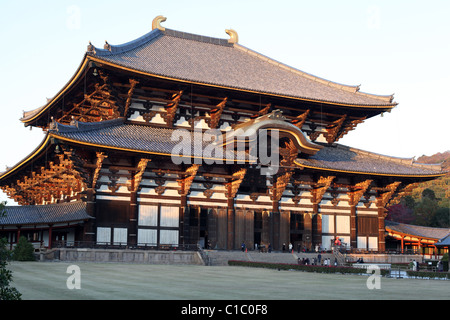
(0, 17), (445, 253)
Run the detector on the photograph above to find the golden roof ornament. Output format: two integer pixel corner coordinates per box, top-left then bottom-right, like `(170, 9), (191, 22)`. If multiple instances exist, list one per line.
(225, 29), (238, 44)
(87, 41), (95, 53)
(104, 41), (111, 51)
(152, 15), (167, 31)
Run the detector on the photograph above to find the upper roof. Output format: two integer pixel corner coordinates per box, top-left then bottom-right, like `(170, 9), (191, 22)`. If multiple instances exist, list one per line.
(85, 19), (395, 108)
(0, 201), (91, 226)
(20, 17), (397, 127)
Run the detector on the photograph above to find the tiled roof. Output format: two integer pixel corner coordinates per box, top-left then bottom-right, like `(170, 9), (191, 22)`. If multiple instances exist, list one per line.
(295, 143), (444, 177)
(0, 201), (91, 226)
(435, 234), (450, 246)
(49, 119), (443, 177)
(87, 28), (395, 107)
(50, 118), (252, 162)
(385, 220), (450, 240)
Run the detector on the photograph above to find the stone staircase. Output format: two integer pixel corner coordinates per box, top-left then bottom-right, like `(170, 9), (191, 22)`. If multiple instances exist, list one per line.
(202, 250), (345, 266)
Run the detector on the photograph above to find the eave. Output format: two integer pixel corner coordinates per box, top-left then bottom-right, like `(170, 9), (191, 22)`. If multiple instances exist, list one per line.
(20, 55), (91, 126)
(0, 134), (53, 182)
(293, 160), (446, 179)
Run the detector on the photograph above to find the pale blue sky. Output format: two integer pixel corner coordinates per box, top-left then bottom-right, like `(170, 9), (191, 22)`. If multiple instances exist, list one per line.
(0, 1), (449, 204)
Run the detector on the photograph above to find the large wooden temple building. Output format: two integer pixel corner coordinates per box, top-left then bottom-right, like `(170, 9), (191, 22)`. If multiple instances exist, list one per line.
(0, 17), (446, 254)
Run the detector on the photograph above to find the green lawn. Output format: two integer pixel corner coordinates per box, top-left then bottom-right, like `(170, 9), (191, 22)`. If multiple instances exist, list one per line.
(8, 261), (450, 300)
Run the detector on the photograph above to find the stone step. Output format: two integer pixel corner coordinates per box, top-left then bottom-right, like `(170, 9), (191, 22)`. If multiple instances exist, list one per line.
(203, 250), (345, 266)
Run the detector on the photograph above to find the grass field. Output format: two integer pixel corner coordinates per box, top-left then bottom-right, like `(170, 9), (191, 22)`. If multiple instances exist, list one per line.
(7, 261), (449, 300)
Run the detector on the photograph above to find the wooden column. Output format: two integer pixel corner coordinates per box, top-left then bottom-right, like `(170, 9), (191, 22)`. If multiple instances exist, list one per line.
(48, 224), (53, 249)
(225, 168), (246, 250)
(16, 227), (21, 244)
(376, 181), (401, 252)
(272, 201), (280, 250)
(128, 158), (150, 247)
(304, 213), (312, 251)
(177, 164), (200, 247)
(377, 206), (386, 252)
(180, 194), (187, 247)
(83, 187), (96, 243)
(129, 191), (138, 246)
(227, 196), (235, 250)
(310, 176), (335, 250)
(347, 180), (372, 250)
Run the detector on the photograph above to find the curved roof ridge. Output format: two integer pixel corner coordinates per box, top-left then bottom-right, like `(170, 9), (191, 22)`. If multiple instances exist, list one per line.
(88, 28), (164, 56)
(49, 117), (125, 133)
(88, 27), (232, 58)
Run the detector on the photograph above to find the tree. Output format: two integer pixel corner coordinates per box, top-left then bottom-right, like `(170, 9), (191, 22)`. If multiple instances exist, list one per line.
(413, 197), (439, 226)
(0, 201), (22, 300)
(0, 238), (22, 300)
(422, 188), (437, 201)
(13, 236), (35, 261)
(386, 203), (414, 224)
(430, 207), (450, 228)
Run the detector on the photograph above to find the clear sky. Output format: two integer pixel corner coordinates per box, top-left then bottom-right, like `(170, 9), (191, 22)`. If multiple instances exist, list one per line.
(0, 0), (449, 205)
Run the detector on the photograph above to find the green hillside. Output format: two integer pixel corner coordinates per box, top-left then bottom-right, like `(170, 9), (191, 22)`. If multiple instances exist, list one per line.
(386, 150), (449, 228)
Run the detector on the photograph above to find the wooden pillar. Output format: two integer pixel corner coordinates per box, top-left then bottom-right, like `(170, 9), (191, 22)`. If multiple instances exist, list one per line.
(376, 181), (400, 253)
(16, 226), (21, 243)
(179, 194), (187, 247)
(227, 197), (235, 250)
(347, 180), (372, 251)
(311, 203), (321, 249)
(377, 206), (386, 252)
(225, 167), (246, 250)
(401, 235), (404, 253)
(272, 201), (280, 250)
(261, 211), (270, 248)
(83, 188), (96, 244)
(48, 224), (53, 249)
(313, 212), (322, 249)
(304, 213), (312, 251)
(350, 205), (357, 250)
(129, 191), (138, 247)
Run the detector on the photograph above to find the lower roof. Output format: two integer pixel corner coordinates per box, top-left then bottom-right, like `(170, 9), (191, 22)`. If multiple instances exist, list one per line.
(295, 143), (444, 177)
(385, 220), (450, 241)
(0, 201), (91, 226)
(0, 118), (445, 185)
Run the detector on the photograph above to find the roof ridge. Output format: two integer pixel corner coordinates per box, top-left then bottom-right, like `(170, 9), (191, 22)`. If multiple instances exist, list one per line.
(386, 220), (450, 232)
(88, 27), (233, 58)
(49, 117), (125, 133)
(163, 28), (233, 47)
(88, 28), (164, 56)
